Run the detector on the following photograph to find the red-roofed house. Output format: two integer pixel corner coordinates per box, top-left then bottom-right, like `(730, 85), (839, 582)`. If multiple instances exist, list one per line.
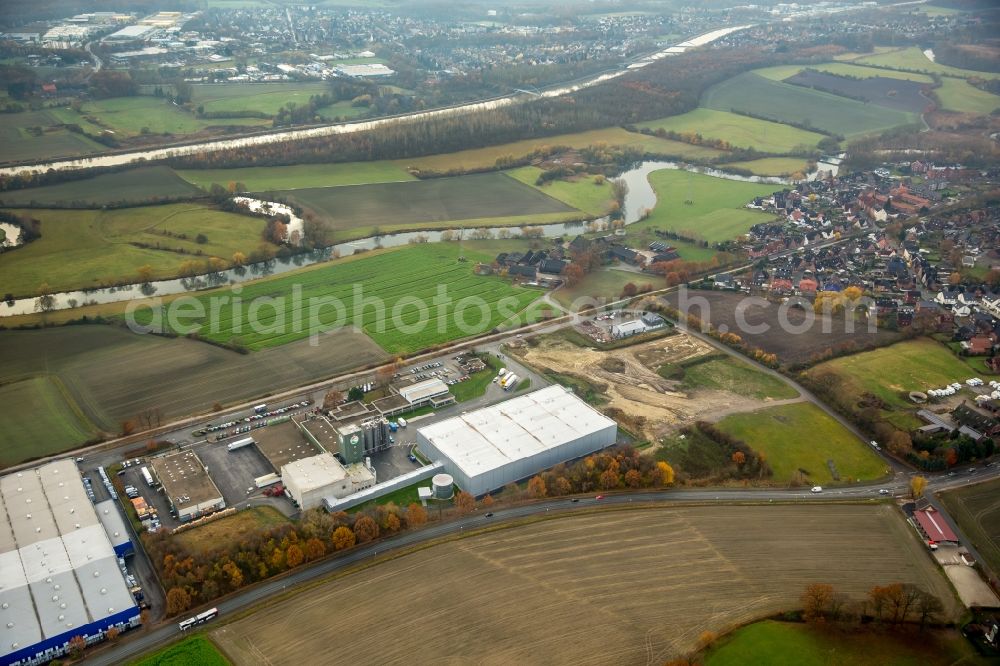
(913, 507), (959, 544)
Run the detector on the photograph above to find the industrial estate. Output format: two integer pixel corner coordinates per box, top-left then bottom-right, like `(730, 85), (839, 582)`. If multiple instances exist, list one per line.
(1, 0), (1000, 664)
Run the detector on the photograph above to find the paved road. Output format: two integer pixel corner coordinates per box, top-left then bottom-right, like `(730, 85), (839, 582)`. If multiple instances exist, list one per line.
(84, 466), (996, 666)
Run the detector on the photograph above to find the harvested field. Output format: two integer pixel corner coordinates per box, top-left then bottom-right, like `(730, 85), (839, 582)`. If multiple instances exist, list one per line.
(785, 70), (930, 113)
(0, 167), (202, 207)
(266, 172), (579, 238)
(211, 505), (959, 665)
(0, 325), (387, 465)
(0, 376), (99, 467)
(513, 330), (787, 440)
(938, 477), (1000, 577)
(703, 72), (918, 138)
(661, 290), (902, 366)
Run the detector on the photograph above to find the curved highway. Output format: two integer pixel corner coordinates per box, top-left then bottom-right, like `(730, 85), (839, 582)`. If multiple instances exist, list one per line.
(83, 467), (994, 666)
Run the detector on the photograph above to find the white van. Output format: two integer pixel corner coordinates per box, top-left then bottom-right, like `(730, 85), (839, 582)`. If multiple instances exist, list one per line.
(811, 486), (823, 493)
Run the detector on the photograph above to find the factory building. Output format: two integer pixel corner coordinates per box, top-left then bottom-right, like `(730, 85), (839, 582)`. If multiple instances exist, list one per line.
(280, 453), (375, 511)
(93, 500), (132, 557)
(149, 451), (225, 523)
(0, 460), (140, 666)
(416, 385), (617, 496)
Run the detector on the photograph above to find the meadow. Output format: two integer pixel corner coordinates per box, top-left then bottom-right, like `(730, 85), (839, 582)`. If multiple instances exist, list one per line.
(397, 127), (725, 174)
(854, 46), (1000, 81)
(506, 166), (614, 216)
(0, 377), (98, 467)
(130, 243), (542, 354)
(177, 161), (414, 191)
(678, 356), (799, 401)
(211, 505), (958, 665)
(806, 338), (983, 413)
(173, 506), (290, 555)
(935, 78), (1000, 115)
(73, 96), (269, 137)
(0, 109), (105, 163)
(191, 82), (332, 116)
(0, 325), (387, 465)
(0, 167), (202, 207)
(636, 108), (825, 153)
(631, 169), (776, 243)
(754, 62), (934, 84)
(705, 621), (976, 666)
(130, 635), (230, 666)
(724, 157), (810, 176)
(552, 268), (661, 308)
(703, 73), (919, 138)
(0, 204), (275, 296)
(269, 171), (579, 237)
(717, 402), (889, 485)
(938, 477), (1000, 577)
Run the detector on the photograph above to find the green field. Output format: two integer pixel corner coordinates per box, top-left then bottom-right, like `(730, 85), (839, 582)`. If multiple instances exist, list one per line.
(717, 402), (888, 485)
(73, 96), (270, 137)
(177, 161), (414, 191)
(703, 73), (919, 138)
(631, 169), (775, 243)
(506, 166), (614, 216)
(938, 478), (1000, 577)
(0, 109), (105, 163)
(270, 172), (580, 239)
(192, 82), (332, 116)
(936, 78), (1000, 115)
(754, 62), (933, 84)
(553, 268), (660, 309)
(130, 635), (230, 666)
(129, 243), (542, 354)
(725, 157), (810, 177)
(854, 47), (1000, 81)
(705, 620), (977, 666)
(450, 354), (502, 402)
(679, 357), (799, 401)
(315, 100), (371, 121)
(0, 377), (98, 466)
(0, 205), (275, 296)
(397, 127), (725, 174)
(807, 338), (982, 413)
(637, 108), (825, 153)
(0, 167), (202, 207)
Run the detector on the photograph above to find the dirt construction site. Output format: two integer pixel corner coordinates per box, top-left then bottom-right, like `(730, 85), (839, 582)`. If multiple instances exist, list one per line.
(510, 331), (782, 441)
(211, 504), (960, 666)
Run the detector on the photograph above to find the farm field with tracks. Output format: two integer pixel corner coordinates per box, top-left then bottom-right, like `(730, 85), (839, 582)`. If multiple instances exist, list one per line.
(211, 505), (958, 665)
(176, 162), (415, 191)
(936, 478), (1000, 577)
(703, 72), (919, 138)
(636, 108), (825, 153)
(0, 167), (202, 207)
(0, 325), (387, 464)
(128, 243), (542, 354)
(266, 171), (582, 239)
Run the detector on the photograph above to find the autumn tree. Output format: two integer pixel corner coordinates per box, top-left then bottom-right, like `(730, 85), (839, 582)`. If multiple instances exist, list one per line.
(323, 389), (345, 409)
(731, 451), (746, 466)
(655, 461), (675, 486)
(802, 583), (835, 622)
(622, 282), (638, 297)
(304, 537), (326, 561)
(407, 503), (428, 526)
(165, 586), (192, 616)
(385, 513), (401, 533)
(136, 265), (154, 283)
(354, 516), (380, 543)
(910, 475), (927, 499)
(527, 475), (548, 498)
(454, 491), (475, 514)
(697, 630), (717, 649)
(222, 560), (243, 588)
(68, 635), (87, 658)
(286, 544), (304, 568)
(331, 526), (356, 550)
(481, 494), (495, 508)
(232, 251), (248, 266)
(105, 626), (120, 641)
(625, 468), (642, 488)
(563, 263), (585, 287)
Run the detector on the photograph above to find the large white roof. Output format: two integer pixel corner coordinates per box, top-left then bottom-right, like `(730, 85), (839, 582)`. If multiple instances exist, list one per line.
(281, 453), (347, 493)
(0, 460), (135, 659)
(417, 386), (616, 478)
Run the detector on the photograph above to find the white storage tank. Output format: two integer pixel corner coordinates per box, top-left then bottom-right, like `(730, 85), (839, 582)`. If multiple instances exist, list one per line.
(432, 473), (454, 499)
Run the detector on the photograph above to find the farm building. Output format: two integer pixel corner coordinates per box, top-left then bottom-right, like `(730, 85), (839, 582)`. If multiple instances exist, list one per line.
(281, 453), (375, 511)
(913, 507), (959, 545)
(0, 460), (140, 666)
(415, 385), (617, 496)
(149, 451), (225, 523)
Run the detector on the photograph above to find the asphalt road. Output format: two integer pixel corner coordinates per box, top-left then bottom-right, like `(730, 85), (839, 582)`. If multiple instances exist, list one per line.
(84, 466), (997, 666)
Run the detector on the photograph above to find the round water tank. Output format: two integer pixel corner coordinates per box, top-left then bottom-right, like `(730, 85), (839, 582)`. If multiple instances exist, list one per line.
(431, 473), (454, 499)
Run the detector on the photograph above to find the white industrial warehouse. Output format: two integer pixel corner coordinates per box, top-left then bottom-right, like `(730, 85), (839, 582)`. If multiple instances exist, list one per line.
(0, 460), (139, 666)
(416, 385), (618, 496)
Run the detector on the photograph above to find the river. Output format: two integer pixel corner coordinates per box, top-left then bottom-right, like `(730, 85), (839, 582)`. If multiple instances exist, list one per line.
(0, 25), (751, 178)
(0, 159), (799, 317)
